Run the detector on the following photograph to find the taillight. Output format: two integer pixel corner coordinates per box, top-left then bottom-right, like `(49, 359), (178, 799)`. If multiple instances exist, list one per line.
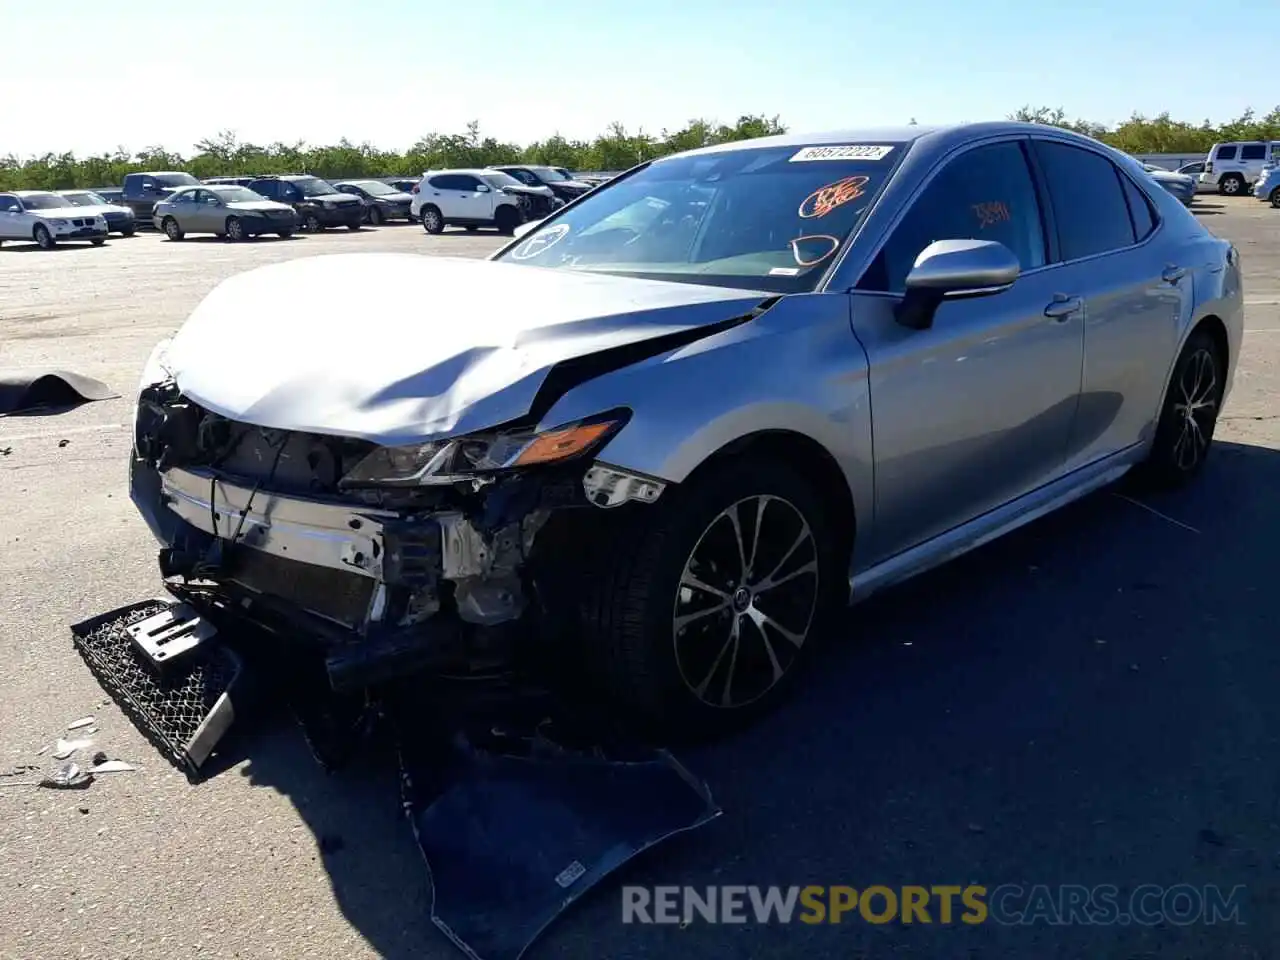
(1205, 161), (1214, 173)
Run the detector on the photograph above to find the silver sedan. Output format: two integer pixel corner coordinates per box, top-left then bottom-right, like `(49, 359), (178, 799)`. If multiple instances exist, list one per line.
(128, 122), (1242, 738)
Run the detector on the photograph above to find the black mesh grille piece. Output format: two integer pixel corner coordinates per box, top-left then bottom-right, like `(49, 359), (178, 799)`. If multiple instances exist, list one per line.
(70, 600), (242, 778)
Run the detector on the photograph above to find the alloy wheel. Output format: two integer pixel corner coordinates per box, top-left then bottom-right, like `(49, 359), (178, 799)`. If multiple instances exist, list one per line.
(672, 495), (819, 709)
(422, 209), (442, 233)
(1170, 348), (1219, 472)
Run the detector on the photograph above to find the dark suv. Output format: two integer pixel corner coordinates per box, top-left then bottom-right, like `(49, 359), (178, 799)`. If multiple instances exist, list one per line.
(490, 165), (594, 203)
(121, 171), (201, 220)
(245, 175), (364, 232)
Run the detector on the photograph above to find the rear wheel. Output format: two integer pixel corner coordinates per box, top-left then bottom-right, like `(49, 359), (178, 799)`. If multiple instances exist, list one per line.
(1269, 188), (1280, 208)
(1133, 327), (1225, 488)
(225, 217), (245, 242)
(1219, 173), (1245, 196)
(34, 224), (56, 249)
(121, 226), (135, 237)
(277, 228), (294, 239)
(90, 238), (105, 246)
(420, 205), (444, 234)
(367, 206), (382, 225)
(162, 217), (183, 241)
(580, 460), (843, 739)
(347, 222), (361, 231)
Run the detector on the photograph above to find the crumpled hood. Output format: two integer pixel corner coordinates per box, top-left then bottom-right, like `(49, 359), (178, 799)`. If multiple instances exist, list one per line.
(163, 253), (769, 445)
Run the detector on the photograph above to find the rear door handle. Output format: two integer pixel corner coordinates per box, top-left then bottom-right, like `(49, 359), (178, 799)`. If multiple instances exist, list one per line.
(1162, 264), (1187, 283)
(1044, 294), (1083, 320)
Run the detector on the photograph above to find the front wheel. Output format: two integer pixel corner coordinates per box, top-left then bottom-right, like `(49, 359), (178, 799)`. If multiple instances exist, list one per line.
(419, 205), (444, 234)
(303, 213), (323, 233)
(34, 225), (56, 249)
(346, 222), (361, 231)
(225, 217), (245, 242)
(1133, 327), (1226, 489)
(581, 460), (843, 739)
(367, 206), (382, 225)
(162, 217), (183, 241)
(493, 205), (520, 235)
(121, 226), (136, 238)
(90, 238), (105, 246)
(1269, 188), (1280, 208)
(277, 228), (294, 239)
(1219, 174), (1245, 196)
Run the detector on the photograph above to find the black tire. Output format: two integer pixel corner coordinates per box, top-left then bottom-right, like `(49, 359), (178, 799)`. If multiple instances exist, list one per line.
(303, 213), (323, 233)
(419, 205), (444, 234)
(494, 204), (520, 235)
(34, 224), (55, 249)
(580, 459), (845, 739)
(1133, 327), (1225, 489)
(367, 206), (382, 225)
(346, 222), (361, 231)
(277, 229), (294, 239)
(121, 226), (136, 238)
(90, 238), (106, 246)
(1269, 188), (1280, 208)
(1218, 174), (1245, 196)
(225, 217), (245, 242)
(162, 217), (183, 241)
(464, 225), (479, 232)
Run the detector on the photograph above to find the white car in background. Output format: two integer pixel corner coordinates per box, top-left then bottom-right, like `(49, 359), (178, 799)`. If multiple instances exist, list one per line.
(409, 168), (529, 234)
(0, 190), (109, 249)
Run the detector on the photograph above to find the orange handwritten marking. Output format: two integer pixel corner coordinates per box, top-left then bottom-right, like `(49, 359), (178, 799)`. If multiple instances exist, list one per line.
(798, 176), (870, 219)
(790, 234), (841, 266)
(972, 201), (1011, 229)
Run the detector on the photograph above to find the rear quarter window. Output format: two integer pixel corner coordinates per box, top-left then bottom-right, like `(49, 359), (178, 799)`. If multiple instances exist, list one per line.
(1215, 145), (1238, 161)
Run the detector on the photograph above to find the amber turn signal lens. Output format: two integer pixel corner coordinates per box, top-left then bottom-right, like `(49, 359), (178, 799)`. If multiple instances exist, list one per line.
(512, 421), (617, 466)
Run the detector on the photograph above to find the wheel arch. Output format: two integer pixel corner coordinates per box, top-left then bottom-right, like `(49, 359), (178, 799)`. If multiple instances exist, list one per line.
(680, 428), (858, 565)
(1150, 313), (1231, 431)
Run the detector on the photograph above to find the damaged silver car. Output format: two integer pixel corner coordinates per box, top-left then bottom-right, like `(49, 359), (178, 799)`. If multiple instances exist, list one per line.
(129, 122), (1243, 737)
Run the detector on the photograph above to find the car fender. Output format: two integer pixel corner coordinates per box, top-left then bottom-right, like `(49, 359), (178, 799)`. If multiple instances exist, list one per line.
(537, 291), (874, 524)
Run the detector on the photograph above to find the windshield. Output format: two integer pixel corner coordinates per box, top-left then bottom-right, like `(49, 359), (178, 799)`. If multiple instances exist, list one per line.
(292, 177), (338, 197)
(212, 186), (265, 203)
(155, 173), (198, 187)
(494, 142), (905, 292)
(535, 167), (570, 181)
(21, 193), (71, 210)
(348, 180), (397, 195)
(61, 191), (107, 206)
(483, 172), (524, 190)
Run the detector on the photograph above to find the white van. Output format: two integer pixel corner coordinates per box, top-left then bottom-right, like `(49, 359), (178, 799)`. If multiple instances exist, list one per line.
(1199, 141), (1280, 195)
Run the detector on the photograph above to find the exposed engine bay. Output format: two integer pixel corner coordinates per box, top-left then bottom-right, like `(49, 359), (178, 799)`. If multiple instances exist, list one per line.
(130, 378), (667, 693)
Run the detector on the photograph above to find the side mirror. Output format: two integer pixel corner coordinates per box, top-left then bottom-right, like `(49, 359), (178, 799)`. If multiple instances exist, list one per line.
(512, 219), (543, 240)
(475, 184), (491, 193)
(894, 239), (1020, 331)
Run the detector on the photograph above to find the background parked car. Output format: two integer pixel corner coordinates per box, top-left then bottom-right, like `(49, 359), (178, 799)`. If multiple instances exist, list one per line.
(383, 178), (420, 194)
(202, 176), (258, 187)
(490, 164), (594, 202)
(1252, 165), (1280, 205)
(120, 171), (200, 221)
(89, 186), (125, 205)
(1175, 161), (1218, 193)
(153, 184), (298, 241)
(1139, 163), (1195, 207)
(245, 175), (364, 232)
(334, 179), (414, 224)
(1198, 141), (1280, 196)
(56, 189), (137, 235)
(0, 191), (108, 249)
(409, 168), (535, 234)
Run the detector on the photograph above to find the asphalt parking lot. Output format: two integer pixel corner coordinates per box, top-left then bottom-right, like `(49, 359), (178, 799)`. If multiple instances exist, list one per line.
(2, 203), (1278, 960)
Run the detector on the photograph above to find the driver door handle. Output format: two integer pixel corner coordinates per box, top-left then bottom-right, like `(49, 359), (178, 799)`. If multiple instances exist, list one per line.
(1044, 294), (1083, 320)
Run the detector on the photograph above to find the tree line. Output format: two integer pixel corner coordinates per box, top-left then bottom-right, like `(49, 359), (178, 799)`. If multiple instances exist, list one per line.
(3, 107), (1279, 192)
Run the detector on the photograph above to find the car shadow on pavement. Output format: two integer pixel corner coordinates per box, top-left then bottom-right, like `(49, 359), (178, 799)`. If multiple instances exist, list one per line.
(228, 440), (1280, 960)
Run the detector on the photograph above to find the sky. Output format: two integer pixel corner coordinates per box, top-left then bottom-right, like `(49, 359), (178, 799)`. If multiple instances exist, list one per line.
(3, 0), (1277, 159)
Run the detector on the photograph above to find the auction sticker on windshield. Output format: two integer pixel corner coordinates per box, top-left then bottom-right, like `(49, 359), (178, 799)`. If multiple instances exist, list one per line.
(790, 145), (895, 162)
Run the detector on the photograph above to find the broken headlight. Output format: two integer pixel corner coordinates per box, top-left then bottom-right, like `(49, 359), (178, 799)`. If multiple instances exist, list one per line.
(339, 410), (629, 488)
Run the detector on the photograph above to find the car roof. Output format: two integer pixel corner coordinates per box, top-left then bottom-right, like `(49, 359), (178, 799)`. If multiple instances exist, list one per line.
(13, 189), (62, 196)
(422, 168), (492, 177)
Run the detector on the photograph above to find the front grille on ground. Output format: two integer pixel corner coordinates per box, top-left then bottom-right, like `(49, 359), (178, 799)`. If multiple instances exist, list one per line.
(71, 600), (244, 778)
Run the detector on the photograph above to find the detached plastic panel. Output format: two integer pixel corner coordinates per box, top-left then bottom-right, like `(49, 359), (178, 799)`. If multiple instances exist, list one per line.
(71, 599), (243, 777)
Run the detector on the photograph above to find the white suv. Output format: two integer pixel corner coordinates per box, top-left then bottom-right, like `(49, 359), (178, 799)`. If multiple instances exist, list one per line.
(409, 169), (524, 235)
(1199, 141), (1280, 196)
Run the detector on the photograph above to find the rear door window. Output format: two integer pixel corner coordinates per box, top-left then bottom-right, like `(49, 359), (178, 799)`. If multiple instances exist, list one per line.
(1240, 143), (1266, 161)
(1215, 145), (1238, 161)
(1031, 140), (1136, 261)
(858, 140), (1047, 293)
